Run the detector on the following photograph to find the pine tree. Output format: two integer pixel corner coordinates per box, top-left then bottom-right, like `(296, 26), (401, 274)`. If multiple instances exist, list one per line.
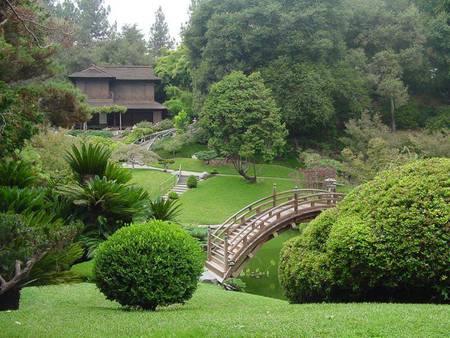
(148, 6), (174, 59)
(76, 0), (112, 45)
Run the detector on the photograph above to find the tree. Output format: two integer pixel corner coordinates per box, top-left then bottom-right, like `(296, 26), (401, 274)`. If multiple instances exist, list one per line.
(369, 51), (409, 132)
(0, 0), (85, 157)
(201, 71), (287, 182)
(74, 0), (112, 46)
(148, 6), (174, 59)
(262, 59), (336, 141)
(0, 212), (79, 309)
(94, 24), (149, 65)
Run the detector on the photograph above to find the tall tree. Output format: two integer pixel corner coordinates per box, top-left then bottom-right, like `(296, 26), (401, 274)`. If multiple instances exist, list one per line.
(75, 0), (112, 46)
(148, 6), (174, 59)
(369, 51), (409, 132)
(201, 71), (287, 182)
(0, 0), (90, 157)
(95, 24), (149, 65)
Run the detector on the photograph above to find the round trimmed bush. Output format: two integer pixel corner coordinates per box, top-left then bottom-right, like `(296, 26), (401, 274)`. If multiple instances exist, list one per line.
(186, 175), (198, 188)
(94, 220), (204, 310)
(280, 158), (450, 303)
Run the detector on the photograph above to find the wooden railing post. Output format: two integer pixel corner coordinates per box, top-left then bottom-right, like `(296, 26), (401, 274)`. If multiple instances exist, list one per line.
(224, 229), (229, 272)
(294, 186), (299, 213)
(207, 226), (212, 260)
(272, 183), (277, 207)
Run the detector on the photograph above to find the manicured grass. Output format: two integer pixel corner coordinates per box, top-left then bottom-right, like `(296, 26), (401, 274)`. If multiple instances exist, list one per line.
(177, 176), (297, 225)
(130, 169), (175, 199)
(1, 283), (448, 338)
(154, 157), (298, 178)
(155, 142), (208, 159)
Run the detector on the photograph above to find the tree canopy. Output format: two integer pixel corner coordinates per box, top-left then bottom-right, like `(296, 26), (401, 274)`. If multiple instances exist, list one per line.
(201, 71), (287, 182)
(184, 0), (450, 142)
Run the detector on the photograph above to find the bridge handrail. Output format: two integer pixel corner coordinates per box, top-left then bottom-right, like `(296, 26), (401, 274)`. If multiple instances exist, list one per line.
(211, 188), (330, 237)
(228, 192), (343, 253)
(134, 128), (177, 145)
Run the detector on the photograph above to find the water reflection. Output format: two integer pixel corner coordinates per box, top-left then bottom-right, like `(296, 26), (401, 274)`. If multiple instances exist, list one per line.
(239, 230), (299, 300)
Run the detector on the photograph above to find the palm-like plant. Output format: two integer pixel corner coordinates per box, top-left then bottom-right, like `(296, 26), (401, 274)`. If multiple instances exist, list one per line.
(0, 160), (36, 188)
(149, 198), (181, 222)
(0, 187), (47, 214)
(58, 177), (149, 238)
(66, 143), (132, 184)
(65, 143), (111, 184)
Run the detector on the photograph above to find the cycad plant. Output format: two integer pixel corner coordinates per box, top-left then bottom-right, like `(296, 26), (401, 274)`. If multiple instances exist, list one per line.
(66, 143), (132, 184)
(0, 160), (36, 188)
(58, 177), (149, 235)
(0, 187), (47, 214)
(149, 197), (181, 222)
(65, 143), (111, 184)
(61, 143), (151, 253)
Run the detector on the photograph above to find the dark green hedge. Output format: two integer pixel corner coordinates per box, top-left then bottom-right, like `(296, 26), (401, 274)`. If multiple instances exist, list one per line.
(279, 158), (450, 303)
(94, 220), (204, 310)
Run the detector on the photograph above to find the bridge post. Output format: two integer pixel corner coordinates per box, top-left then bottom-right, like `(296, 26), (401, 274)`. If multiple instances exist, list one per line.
(224, 231), (229, 272)
(207, 226), (212, 260)
(272, 183), (277, 207)
(294, 186), (299, 213)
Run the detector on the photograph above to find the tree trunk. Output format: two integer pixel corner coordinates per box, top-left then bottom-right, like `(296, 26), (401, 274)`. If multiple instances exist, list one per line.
(390, 97), (396, 132)
(238, 169), (257, 183)
(231, 157), (257, 183)
(0, 287), (20, 311)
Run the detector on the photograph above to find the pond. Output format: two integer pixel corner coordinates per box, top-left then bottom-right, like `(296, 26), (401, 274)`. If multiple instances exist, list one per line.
(239, 230), (299, 300)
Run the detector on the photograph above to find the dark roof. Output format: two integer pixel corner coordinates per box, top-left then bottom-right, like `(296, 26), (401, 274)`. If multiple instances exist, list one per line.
(69, 64), (160, 81)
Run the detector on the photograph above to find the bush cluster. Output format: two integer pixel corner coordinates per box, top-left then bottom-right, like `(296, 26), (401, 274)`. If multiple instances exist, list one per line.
(94, 221), (204, 310)
(279, 158), (450, 303)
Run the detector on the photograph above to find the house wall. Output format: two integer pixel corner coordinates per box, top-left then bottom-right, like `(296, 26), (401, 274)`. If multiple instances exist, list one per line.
(112, 81), (155, 103)
(75, 79), (110, 99)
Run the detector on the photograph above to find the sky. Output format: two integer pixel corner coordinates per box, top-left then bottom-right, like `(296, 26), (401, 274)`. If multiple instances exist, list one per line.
(106, 0), (191, 42)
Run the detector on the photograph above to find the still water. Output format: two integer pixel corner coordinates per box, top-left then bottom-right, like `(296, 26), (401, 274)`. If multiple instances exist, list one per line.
(239, 230), (299, 300)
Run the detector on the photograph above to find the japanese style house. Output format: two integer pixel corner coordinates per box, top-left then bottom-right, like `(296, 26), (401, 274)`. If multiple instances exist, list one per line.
(69, 64), (167, 129)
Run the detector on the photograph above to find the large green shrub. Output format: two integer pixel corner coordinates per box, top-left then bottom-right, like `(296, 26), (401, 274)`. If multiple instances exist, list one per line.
(280, 158), (450, 303)
(94, 221), (203, 310)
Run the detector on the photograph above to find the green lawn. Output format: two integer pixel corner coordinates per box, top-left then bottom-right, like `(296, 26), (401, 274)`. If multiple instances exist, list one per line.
(1, 283), (448, 338)
(154, 158), (298, 178)
(177, 176), (297, 225)
(130, 169), (175, 199)
(155, 142), (209, 159)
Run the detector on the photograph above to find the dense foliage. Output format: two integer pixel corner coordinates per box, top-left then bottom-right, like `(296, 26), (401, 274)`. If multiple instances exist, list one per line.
(94, 221), (203, 310)
(279, 158), (450, 303)
(185, 0), (450, 142)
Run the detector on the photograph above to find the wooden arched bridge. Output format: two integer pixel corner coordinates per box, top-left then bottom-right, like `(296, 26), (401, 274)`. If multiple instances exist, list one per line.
(205, 188), (344, 282)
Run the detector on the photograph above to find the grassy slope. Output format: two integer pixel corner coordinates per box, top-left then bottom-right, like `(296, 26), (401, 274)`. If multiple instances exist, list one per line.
(155, 143), (208, 159)
(178, 176), (301, 225)
(154, 158), (298, 178)
(1, 283), (448, 338)
(130, 169), (175, 199)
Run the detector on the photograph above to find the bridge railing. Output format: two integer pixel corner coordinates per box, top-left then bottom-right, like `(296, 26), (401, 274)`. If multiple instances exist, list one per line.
(228, 192), (344, 255)
(211, 188), (331, 240)
(207, 189), (344, 278)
